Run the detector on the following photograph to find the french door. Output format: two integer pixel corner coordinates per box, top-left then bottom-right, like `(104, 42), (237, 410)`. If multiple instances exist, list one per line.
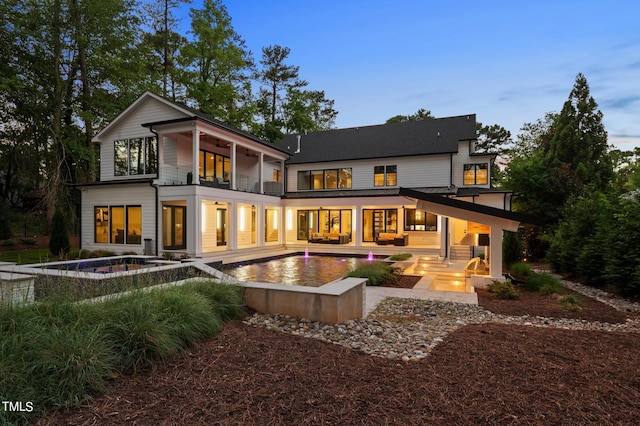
(163, 205), (186, 250)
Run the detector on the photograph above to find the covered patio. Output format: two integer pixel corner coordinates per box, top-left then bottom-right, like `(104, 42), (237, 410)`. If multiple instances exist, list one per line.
(399, 188), (545, 287)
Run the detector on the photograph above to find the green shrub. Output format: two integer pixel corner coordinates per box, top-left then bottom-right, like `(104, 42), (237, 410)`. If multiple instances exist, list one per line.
(503, 230), (523, 267)
(1, 239), (16, 247)
(539, 281), (565, 296)
(162, 251), (176, 261)
(19, 237), (37, 245)
(509, 261), (533, 277)
(346, 261), (400, 286)
(0, 280), (243, 424)
(183, 280), (245, 321)
(87, 249), (117, 258)
(487, 280), (520, 300)
(0, 202), (11, 240)
(49, 209), (70, 256)
(560, 294), (583, 311)
(77, 249), (92, 258)
(389, 253), (412, 261)
(524, 272), (564, 294)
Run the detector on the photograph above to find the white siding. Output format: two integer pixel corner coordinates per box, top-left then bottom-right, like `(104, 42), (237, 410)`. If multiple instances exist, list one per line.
(452, 141), (493, 188)
(98, 98), (190, 182)
(287, 154), (452, 192)
(80, 183), (155, 253)
(98, 97), (189, 142)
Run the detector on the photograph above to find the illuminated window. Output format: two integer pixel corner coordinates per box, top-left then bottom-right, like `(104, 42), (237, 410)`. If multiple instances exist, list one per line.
(95, 205), (142, 244)
(199, 150), (230, 181)
(297, 169), (352, 190)
(338, 168), (352, 188)
(404, 209), (437, 231)
(95, 207), (108, 243)
(463, 163), (489, 185)
(324, 169), (338, 189)
(374, 165), (397, 186)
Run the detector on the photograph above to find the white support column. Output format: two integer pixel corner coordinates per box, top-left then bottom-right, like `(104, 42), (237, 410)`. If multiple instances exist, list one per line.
(258, 152), (264, 194)
(354, 206), (362, 247)
(440, 217), (449, 258)
(192, 130), (200, 184)
(230, 142), (237, 190)
(229, 201), (237, 251)
(489, 226), (503, 279)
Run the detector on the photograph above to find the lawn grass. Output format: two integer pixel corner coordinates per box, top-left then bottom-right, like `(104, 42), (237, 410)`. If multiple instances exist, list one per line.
(0, 248), (55, 264)
(0, 280), (244, 425)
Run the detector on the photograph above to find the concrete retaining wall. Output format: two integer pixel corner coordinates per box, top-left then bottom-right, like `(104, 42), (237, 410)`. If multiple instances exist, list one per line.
(240, 277), (367, 324)
(1, 272), (35, 305)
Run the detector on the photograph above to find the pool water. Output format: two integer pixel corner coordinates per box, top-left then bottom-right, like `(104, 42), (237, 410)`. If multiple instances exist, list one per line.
(223, 255), (373, 287)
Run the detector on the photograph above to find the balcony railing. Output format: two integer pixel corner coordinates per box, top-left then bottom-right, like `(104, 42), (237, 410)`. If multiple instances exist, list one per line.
(159, 166), (282, 196)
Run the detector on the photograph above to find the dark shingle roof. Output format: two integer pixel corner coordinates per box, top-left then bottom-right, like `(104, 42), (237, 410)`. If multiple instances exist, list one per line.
(280, 114), (477, 164)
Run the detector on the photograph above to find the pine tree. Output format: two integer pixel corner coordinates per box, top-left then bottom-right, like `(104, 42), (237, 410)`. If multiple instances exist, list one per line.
(49, 209), (70, 256)
(545, 73), (611, 193)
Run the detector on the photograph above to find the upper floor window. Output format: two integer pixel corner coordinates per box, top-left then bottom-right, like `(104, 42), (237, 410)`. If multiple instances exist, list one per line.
(374, 165), (397, 187)
(297, 168), (352, 190)
(199, 150), (230, 181)
(463, 163), (488, 185)
(404, 209), (437, 231)
(114, 137), (157, 176)
(273, 169), (281, 182)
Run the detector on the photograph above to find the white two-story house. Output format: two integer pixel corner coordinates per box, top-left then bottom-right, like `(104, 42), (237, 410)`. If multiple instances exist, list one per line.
(77, 91), (539, 280)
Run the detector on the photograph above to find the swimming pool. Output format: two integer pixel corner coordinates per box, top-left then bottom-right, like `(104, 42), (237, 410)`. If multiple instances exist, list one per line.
(223, 254), (377, 287)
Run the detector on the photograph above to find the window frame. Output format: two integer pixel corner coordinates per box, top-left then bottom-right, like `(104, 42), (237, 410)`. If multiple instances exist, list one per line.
(404, 209), (438, 231)
(113, 137), (157, 177)
(94, 204), (142, 245)
(463, 163), (489, 185)
(374, 165), (397, 187)
(199, 149), (230, 182)
(296, 168), (352, 191)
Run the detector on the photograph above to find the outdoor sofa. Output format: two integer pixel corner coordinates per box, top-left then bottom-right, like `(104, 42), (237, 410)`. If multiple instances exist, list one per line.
(376, 233), (409, 246)
(308, 232), (350, 244)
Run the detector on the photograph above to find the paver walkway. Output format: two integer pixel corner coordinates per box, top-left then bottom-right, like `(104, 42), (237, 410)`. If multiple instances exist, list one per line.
(365, 286), (478, 317)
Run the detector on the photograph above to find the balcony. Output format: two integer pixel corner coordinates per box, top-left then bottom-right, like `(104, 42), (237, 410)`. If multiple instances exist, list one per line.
(159, 166), (283, 196)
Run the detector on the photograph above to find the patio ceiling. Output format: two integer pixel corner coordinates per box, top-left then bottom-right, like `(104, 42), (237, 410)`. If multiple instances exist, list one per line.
(399, 187), (544, 232)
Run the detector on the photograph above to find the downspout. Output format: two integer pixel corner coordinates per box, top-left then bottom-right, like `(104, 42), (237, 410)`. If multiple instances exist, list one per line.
(449, 153), (454, 187)
(76, 187), (82, 251)
(149, 126), (160, 256)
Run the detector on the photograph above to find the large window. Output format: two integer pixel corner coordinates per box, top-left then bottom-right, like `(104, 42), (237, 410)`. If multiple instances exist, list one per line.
(362, 209), (397, 242)
(297, 209), (352, 240)
(374, 165), (397, 187)
(463, 163), (488, 185)
(95, 207), (109, 243)
(94, 205), (142, 244)
(297, 168), (352, 190)
(199, 150), (230, 181)
(114, 137), (157, 176)
(404, 209), (437, 231)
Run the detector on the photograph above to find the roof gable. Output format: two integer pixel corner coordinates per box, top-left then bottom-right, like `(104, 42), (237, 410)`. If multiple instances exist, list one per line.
(281, 114), (477, 164)
(92, 92), (193, 143)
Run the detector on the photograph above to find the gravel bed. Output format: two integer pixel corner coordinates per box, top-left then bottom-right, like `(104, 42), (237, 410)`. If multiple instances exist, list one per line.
(244, 278), (640, 362)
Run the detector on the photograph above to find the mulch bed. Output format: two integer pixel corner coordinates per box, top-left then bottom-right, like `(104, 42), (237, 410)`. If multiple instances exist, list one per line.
(476, 286), (640, 324)
(37, 275), (640, 425)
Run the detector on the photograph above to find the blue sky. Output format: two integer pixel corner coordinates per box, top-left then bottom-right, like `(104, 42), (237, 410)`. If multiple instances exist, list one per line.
(178, 1), (640, 150)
